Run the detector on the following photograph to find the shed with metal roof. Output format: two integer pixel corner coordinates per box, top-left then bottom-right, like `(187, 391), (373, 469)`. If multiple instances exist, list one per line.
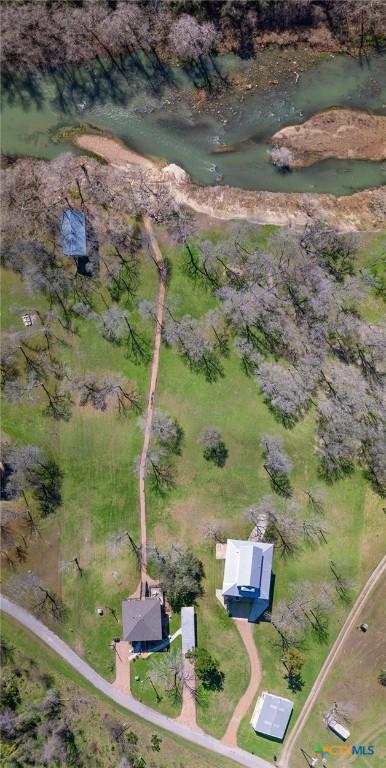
(181, 606), (196, 655)
(62, 210), (86, 257)
(250, 691), (293, 741)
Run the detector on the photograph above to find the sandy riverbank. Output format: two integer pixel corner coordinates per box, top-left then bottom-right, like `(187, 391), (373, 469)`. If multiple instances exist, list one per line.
(73, 132), (386, 231)
(271, 109), (386, 167)
(73, 134), (157, 169)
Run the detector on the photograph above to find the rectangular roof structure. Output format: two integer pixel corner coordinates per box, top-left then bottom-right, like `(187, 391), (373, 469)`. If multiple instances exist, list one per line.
(328, 719), (350, 741)
(122, 598), (162, 643)
(237, 545), (262, 589)
(62, 210), (86, 257)
(251, 691), (293, 741)
(181, 606), (196, 655)
(222, 540), (273, 620)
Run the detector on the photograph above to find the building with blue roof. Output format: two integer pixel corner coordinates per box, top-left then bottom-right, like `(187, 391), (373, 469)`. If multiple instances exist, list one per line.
(62, 210), (87, 257)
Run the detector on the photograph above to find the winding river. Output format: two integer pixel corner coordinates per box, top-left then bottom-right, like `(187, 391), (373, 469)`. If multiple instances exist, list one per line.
(1, 51), (385, 195)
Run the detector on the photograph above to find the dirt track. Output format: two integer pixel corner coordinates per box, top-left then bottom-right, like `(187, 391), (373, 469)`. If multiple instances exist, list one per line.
(138, 215), (166, 582)
(222, 621), (262, 748)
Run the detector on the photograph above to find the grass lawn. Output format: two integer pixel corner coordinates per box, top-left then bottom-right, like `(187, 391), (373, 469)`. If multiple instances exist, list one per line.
(1, 254), (158, 678)
(237, 472), (384, 761)
(141, 226), (385, 746)
(130, 636), (183, 717)
(0, 615), (237, 768)
(2, 218), (384, 759)
(290, 576), (386, 768)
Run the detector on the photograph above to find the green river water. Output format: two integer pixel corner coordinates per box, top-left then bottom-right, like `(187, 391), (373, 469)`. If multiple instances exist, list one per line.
(1, 52), (385, 195)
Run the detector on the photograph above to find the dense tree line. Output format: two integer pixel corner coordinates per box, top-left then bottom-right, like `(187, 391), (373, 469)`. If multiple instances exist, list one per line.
(1, 0), (384, 82)
(0, 638), (155, 767)
(145, 214), (385, 496)
(175, 221), (385, 495)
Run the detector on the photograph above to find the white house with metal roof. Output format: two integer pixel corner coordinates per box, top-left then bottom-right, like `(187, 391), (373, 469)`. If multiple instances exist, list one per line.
(250, 691), (293, 741)
(221, 539), (273, 621)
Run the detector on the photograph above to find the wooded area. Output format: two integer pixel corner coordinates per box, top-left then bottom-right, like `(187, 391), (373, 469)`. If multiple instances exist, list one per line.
(1, 0), (385, 79)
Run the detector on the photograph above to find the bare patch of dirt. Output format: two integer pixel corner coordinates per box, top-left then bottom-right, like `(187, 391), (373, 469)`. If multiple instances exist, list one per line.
(272, 109), (386, 166)
(175, 182), (386, 231)
(73, 135), (157, 168)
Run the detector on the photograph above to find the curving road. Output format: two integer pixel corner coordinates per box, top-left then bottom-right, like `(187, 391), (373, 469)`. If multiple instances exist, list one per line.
(279, 554), (386, 767)
(0, 595), (273, 768)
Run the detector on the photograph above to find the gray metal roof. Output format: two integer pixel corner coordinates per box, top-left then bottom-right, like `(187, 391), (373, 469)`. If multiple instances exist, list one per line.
(122, 598), (162, 643)
(181, 606), (196, 655)
(62, 210), (86, 257)
(250, 692), (293, 740)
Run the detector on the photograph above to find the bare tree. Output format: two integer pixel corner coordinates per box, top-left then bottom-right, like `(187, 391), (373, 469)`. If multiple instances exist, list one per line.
(6, 571), (65, 621)
(163, 314), (223, 382)
(202, 520), (226, 544)
(148, 649), (194, 703)
(140, 449), (176, 494)
(198, 427), (228, 467)
(168, 14), (217, 62)
(271, 146), (293, 170)
(97, 306), (149, 363)
(74, 372), (140, 415)
(148, 543), (204, 611)
(261, 434), (292, 496)
(149, 410), (182, 453)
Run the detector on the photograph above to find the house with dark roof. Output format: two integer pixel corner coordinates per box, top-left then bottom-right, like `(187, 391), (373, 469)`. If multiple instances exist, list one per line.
(221, 539), (273, 622)
(61, 210), (86, 258)
(122, 597), (163, 651)
(250, 691), (293, 741)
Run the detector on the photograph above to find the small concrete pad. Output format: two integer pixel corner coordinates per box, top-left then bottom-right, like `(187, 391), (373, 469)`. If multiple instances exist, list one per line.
(216, 543), (227, 560)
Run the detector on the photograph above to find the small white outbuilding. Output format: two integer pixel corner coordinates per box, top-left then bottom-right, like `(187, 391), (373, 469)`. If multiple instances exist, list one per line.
(328, 719), (350, 741)
(251, 691), (293, 741)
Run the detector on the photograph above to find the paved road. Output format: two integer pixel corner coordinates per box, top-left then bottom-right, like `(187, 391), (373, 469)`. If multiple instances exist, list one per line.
(1, 596), (273, 768)
(279, 554), (386, 767)
(138, 215), (166, 582)
(222, 621), (262, 747)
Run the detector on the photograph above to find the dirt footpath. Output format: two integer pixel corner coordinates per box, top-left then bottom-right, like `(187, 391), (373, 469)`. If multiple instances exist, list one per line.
(222, 621), (261, 748)
(271, 109), (386, 167)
